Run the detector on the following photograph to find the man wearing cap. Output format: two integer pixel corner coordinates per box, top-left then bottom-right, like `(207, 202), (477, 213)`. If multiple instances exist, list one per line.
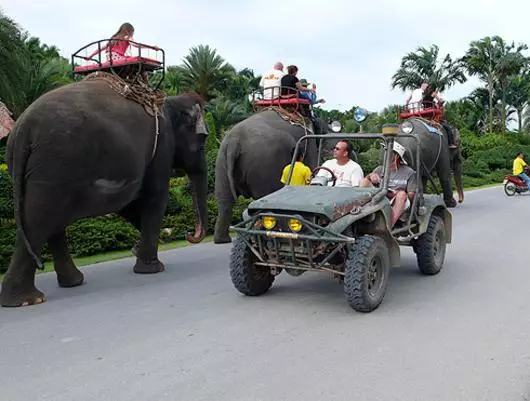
(360, 141), (418, 226)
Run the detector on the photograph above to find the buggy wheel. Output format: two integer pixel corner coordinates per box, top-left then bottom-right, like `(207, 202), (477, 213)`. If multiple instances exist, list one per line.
(504, 182), (516, 196)
(415, 215), (446, 275)
(229, 234), (274, 296)
(344, 235), (390, 313)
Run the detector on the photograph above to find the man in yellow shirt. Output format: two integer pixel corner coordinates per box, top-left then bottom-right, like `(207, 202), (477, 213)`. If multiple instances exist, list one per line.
(513, 152), (530, 189)
(280, 147), (312, 186)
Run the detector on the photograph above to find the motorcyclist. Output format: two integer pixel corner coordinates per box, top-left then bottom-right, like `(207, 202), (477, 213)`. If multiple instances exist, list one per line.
(513, 152), (530, 189)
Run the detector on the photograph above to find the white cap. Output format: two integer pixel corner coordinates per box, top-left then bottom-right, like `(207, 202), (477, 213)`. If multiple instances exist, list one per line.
(393, 141), (407, 165)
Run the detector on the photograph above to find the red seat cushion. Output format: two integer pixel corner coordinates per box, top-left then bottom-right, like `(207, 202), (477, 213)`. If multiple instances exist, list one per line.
(399, 107), (442, 119)
(254, 98), (311, 106)
(74, 56), (162, 72)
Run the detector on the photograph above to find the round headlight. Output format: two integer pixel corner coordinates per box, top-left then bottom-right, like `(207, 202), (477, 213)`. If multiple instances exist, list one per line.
(330, 120), (342, 133)
(401, 120), (414, 134)
(262, 216), (276, 229)
(288, 218), (303, 232)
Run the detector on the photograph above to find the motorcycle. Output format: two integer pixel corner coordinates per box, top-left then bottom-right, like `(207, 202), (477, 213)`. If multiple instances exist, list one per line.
(503, 167), (530, 196)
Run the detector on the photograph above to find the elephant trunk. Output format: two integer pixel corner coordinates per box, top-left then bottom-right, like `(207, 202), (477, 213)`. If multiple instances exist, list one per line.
(185, 170), (209, 244)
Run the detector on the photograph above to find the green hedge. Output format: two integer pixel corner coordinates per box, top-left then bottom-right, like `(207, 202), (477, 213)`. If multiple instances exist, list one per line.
(1, 129), (527, 272)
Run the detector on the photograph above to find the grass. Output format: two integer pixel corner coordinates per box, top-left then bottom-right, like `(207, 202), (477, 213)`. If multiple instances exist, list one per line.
(0, 181), (504, 281)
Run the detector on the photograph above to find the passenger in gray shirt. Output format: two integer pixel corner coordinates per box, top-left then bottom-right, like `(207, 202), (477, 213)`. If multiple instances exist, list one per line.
(359, 141), (418, 226)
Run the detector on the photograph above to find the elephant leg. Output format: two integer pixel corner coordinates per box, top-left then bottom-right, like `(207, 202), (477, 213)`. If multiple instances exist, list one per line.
(214, 197), (235, 244)
(118, 200), (142, 256)
(451, 149), (464, 203)
(0, 203), (53, 307)
(435, 154), (457, 208)
(48, 230), (84, 288)
(132, 193), (167, 274)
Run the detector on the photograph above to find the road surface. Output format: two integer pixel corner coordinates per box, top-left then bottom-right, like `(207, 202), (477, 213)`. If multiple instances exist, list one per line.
(1, 186), (530, 401)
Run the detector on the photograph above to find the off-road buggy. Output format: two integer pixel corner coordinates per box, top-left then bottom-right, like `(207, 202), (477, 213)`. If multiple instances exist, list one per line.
(228, 124), (452, 313)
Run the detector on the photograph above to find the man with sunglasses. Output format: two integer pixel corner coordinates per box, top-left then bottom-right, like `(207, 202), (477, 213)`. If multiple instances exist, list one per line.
(315, 140), (364, 187)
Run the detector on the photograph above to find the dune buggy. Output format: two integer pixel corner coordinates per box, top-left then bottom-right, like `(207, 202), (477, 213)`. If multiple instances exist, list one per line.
(228, 124), (452, 313)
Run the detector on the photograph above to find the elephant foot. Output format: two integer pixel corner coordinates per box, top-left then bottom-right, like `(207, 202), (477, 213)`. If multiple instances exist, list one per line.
(444, 197), (457, 208)
(57, 266), (84, 288)
(0, 286), (46, 307)
(133, 258), (165, 274)
(214, 235), (232, 244)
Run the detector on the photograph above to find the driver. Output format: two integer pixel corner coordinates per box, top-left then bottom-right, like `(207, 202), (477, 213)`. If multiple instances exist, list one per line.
(359, 141), (418, 226)
(315, 140), (364, 187)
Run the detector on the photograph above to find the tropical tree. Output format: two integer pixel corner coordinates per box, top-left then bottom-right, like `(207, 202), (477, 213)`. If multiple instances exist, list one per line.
(0, 11), (26, 112)
(391, 44), (467, 93)
(461, 35), (528, 133)
(505, 69), (530, 133)
(206, 95), (249, 134)
(176, 44), (236, 101)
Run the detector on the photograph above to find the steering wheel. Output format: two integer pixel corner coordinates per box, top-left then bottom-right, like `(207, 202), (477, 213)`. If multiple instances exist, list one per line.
(311, 166), (337, 187)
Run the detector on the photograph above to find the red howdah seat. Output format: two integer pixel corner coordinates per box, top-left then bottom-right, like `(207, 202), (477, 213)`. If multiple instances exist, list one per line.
(73, 56), (162, 73)
(398, 101), (444, 121)
(254, 97), (312, 107)
(399, 107), (443, 119)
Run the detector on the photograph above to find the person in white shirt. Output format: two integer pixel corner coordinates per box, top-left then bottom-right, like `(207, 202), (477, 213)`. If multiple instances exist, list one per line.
(316, 140), (364, 187)
(259, 62), (285, 100)
(405, 82), (427, 112)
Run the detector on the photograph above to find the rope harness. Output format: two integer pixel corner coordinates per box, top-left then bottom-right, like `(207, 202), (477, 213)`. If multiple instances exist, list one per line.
(83, 71), (165, 159)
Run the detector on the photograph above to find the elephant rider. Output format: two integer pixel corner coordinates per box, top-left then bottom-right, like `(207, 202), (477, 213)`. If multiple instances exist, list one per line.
(259, 61), (285, 100)
(439, 119), (457, 148)
(299, 79), (325, 105)
(421, 84), (443, 109)
(360, 141), (418, 227)
(513, 152), (530, 189)
(280, 65), (323, 133)
(405, 82), (428, 112)
(315, 140), (364, 187)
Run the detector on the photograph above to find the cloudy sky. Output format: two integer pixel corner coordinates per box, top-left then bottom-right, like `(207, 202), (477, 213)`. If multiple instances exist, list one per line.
(1, 0), (528, 113)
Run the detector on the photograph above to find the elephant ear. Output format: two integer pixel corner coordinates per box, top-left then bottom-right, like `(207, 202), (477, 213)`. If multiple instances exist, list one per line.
(191, 103), (208, 136)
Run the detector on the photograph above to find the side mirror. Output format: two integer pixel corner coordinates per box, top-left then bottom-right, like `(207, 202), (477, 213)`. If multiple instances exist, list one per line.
(354, 107), (369, 123)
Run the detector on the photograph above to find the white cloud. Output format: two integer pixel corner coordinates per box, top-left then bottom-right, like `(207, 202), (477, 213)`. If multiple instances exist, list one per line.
(2, 0), (529, 113)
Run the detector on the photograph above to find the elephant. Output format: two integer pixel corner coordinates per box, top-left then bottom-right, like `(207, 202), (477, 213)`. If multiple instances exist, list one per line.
(213, 107), (333, 243)
(396, 117), (464, 207)
(0, 75), (208, 307)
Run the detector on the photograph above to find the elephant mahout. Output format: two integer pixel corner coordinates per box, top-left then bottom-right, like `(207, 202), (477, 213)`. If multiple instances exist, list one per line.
(397, 117), (464, 207)
(213, 107), (333, 244)
(0, 72), (209, 307)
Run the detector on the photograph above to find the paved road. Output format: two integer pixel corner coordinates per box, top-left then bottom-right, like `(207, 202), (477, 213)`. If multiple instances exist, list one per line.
(1, 186), (530, 401)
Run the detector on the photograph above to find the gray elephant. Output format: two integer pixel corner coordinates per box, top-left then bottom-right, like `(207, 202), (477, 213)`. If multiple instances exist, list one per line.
(0, 75), (208, 307)
(213, 108), (332, 243)
(396, 117), (464, 207)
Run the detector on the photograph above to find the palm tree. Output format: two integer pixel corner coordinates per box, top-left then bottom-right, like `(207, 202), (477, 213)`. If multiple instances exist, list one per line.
(176, 44), (235, 101)
(505, 69), (530, 133)
(20, 57), (71, 111)
(461, 35), (528, 133)
(0, 11), (26, 112)
(206, 95), (249, 133)
(391, 44), (467, 93)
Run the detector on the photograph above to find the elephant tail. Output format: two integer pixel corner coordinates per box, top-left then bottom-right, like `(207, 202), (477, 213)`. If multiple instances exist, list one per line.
(225, 136), (239, 201)
(10, 119), (44, 270)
